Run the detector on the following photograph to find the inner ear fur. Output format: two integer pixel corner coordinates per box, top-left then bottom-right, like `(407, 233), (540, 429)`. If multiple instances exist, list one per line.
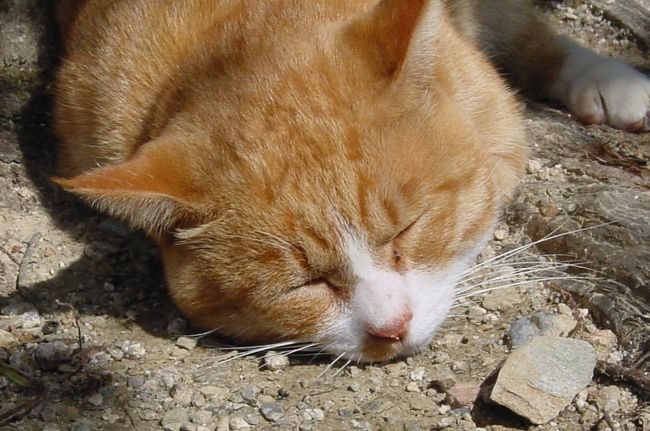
(52, 137), (206, 235)
(341, 0), (443, 80)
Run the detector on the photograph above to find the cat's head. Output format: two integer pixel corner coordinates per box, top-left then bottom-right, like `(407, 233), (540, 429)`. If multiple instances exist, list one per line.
(54, 0), (527, 362)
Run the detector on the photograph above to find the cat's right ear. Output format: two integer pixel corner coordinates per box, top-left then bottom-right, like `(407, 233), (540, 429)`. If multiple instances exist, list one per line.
(341, 0), (444, 81)
(52, 137), (206, 236)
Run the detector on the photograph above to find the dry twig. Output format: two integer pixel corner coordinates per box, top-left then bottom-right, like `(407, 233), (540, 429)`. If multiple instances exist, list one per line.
(595, 360), (650, 394)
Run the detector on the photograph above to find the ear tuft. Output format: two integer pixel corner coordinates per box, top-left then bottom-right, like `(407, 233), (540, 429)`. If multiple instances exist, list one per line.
(52, 137), (206, 235)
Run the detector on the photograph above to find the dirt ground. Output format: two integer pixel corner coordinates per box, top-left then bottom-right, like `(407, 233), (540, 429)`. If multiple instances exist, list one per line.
(0, 1), (648, 430)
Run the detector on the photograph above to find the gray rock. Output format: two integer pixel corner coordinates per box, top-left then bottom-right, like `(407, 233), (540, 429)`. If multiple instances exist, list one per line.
(508, 312), (577, 348)
(260, 402), (284, 422)
(161, 408), (188, 431)
(490, 336), (596, 424)
(34, 341), (76, 371)
(263, 350), (290, 371)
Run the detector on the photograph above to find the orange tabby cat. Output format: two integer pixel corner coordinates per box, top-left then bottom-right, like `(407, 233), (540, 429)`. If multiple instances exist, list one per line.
(53, 0), (650, 362)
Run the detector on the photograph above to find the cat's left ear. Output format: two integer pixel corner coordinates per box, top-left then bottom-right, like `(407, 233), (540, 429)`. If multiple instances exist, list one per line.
(52, 137), (206, 236)
(341, 0), (444, 80)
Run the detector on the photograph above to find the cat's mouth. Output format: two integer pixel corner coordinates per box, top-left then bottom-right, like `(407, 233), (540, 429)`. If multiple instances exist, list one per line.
(360, 335), (404, 362)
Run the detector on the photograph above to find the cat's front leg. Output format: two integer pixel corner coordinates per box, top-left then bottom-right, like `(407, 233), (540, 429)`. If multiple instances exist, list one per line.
(551, 39), (650, 132)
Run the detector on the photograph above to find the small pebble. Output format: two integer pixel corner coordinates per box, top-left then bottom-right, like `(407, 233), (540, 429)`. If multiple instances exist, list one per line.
(263, 351), (290, 371)
(445, 383), (480, 407)
(493, 229), (508, 241)
(406, 382), (420, 393)
(121, 341), (146, 359)
(0, 329), (18, 346)
(87, 393), (104, 407)
(228, 416), (250, 430)
(409, 367), (426, 381)
(127, 375), (145, 388)
(259, 402), (284, 422)
(508, 312), (577, 348)
(240, 385), (259, 404)
(175, 336), (197, 350)
(40, 405), (56, 422)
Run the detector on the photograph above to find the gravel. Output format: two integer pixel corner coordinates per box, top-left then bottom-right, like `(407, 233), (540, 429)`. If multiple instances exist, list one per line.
(0, 1), (648, 430)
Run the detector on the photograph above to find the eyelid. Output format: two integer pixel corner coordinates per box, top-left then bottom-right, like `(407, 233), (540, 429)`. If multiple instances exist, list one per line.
(395, 215), (421, 239)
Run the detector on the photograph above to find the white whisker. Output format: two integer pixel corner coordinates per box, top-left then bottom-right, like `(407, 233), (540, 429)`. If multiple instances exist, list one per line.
(453, 275), (597, 303)
(455, 263), (596, 295)
(460, 222), (613, 278)
(209, 340), (304, 366)
(332, 358), (353, 378)
(315, 352), (346, 381)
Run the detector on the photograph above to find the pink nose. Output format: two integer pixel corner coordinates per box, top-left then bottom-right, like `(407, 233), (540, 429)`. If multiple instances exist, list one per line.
(365, 310), (413, 341)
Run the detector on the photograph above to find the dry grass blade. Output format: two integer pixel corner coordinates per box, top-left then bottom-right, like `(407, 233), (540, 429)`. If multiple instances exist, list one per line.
(0, 362), (33, 389)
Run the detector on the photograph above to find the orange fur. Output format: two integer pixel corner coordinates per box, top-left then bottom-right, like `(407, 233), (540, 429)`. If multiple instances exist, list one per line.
(53, 0), (535, 357)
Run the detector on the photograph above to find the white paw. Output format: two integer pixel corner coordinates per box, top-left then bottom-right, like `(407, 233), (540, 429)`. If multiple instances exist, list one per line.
(554, 43), (650, 132)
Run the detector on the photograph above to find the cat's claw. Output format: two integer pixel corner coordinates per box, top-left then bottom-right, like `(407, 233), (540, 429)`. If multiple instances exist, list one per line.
(555, 47), (650, 133)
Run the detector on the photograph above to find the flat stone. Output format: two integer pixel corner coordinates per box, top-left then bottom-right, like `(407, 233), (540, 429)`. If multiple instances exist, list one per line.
(490, 336), (596, 424)
(508, 312), (577, 348)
